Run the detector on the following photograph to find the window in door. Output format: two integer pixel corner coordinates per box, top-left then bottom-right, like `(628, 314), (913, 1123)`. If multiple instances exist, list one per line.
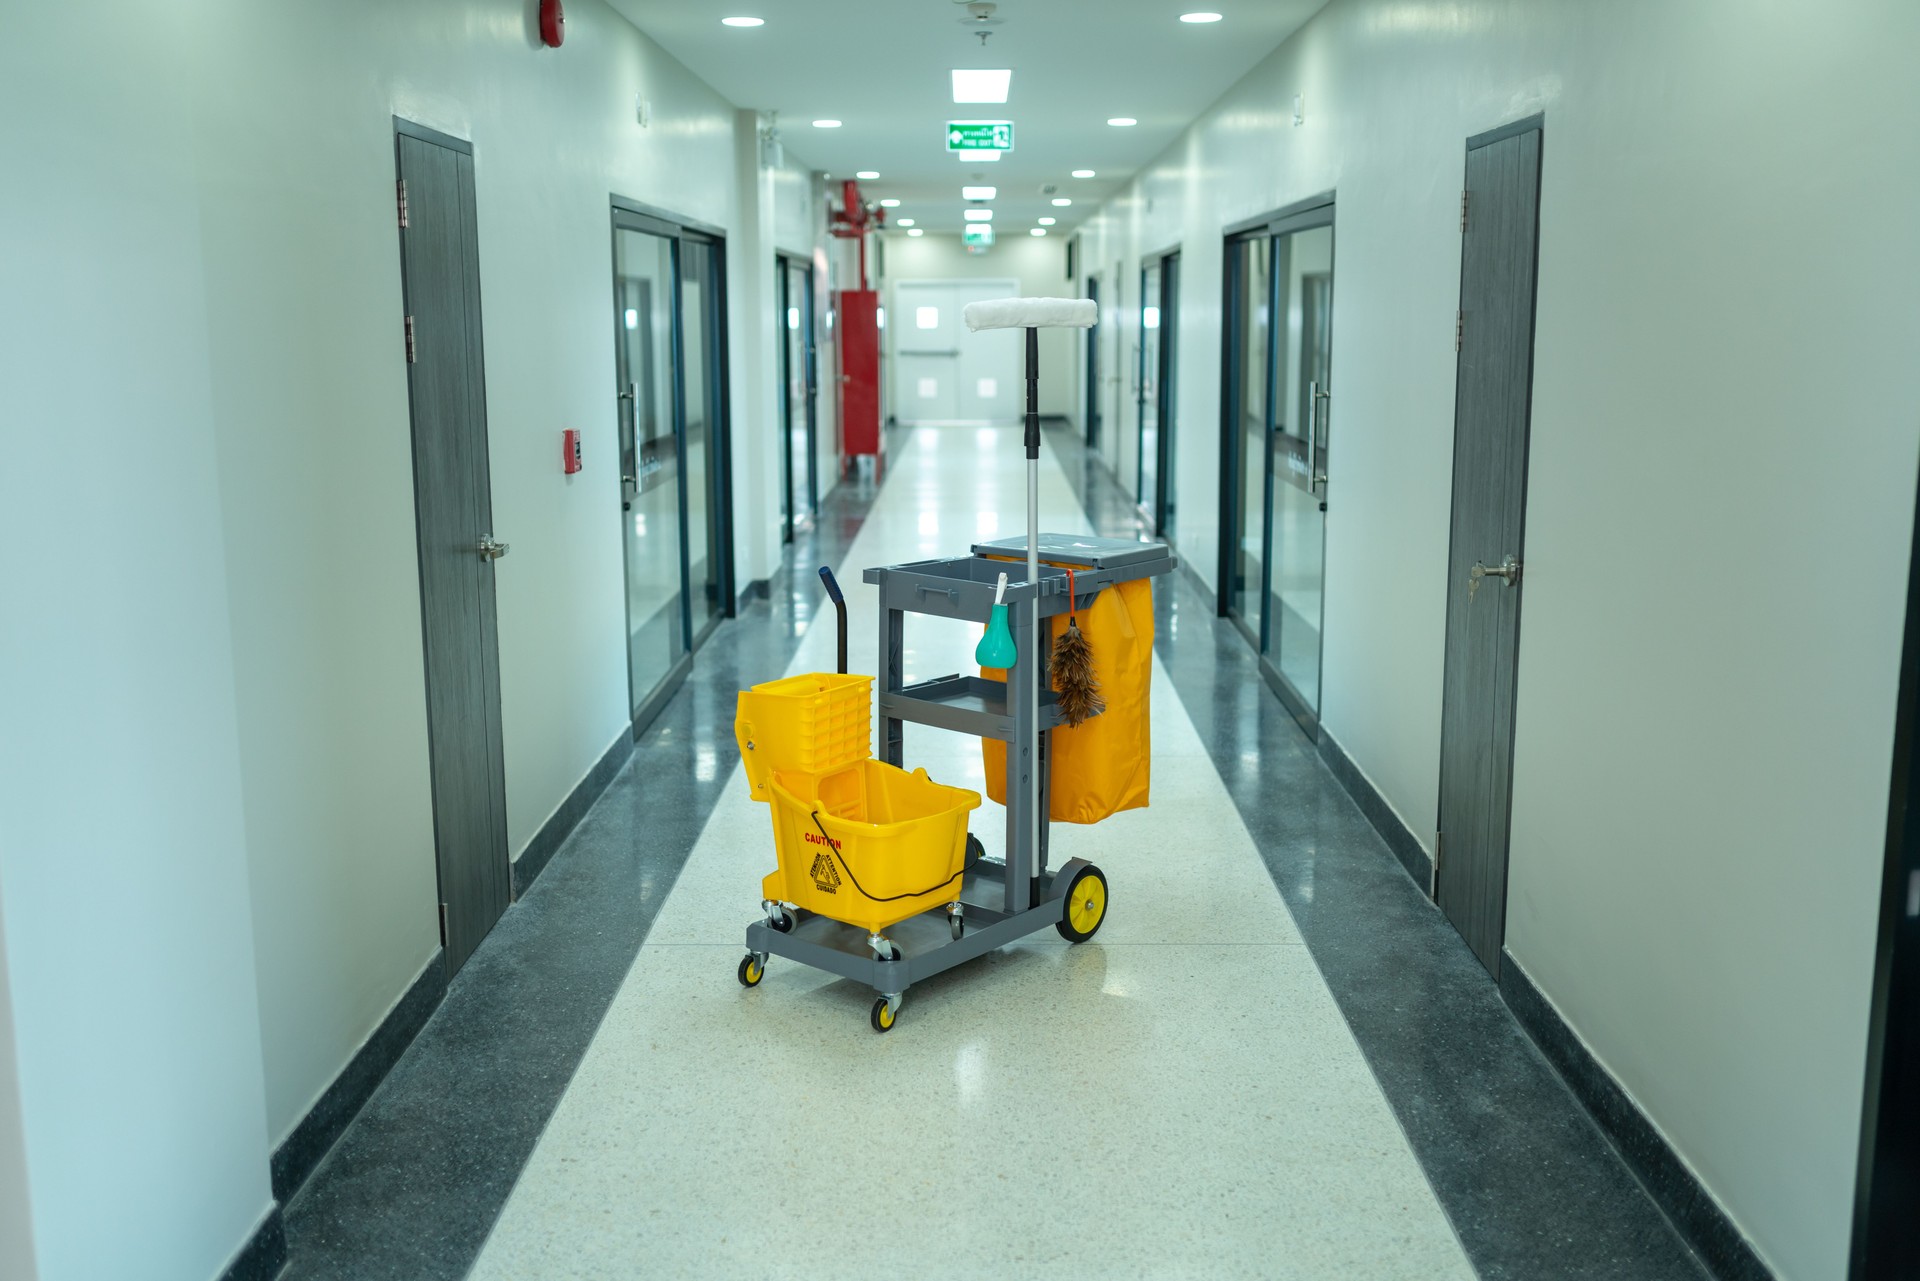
(611, 204), (732, 731)
(1222, 203), (1334, 733)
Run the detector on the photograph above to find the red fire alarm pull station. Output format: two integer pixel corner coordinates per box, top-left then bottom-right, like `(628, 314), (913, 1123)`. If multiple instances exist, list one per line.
(562, 429), (582, 474)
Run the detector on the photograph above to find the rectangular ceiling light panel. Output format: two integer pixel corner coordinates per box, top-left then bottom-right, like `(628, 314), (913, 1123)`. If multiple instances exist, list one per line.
(961, 186), (997, 200)
(951, 69), (1012, 103)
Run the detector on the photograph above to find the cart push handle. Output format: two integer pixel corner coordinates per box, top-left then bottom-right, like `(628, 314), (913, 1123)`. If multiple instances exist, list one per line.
(819, 566), (849, 676)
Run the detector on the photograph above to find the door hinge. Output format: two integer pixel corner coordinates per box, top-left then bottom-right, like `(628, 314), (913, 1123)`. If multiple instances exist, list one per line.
(397, 178), (409, 229)
(1454, 310), (1464, 353)
(1431, 830), (1443, 899)
(1460, 189), (1469, 233)
(404, 315), (417, 364)
(438, 902), (448, 947)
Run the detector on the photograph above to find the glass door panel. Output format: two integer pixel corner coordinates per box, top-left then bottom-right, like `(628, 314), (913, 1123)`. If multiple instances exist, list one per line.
(1227, 235), (1271, 634)
(1156, 253), (1179, 541)
(614, 227), (686, 713)
(678, 238), (723, 636)
(1265, 223), (1334, 712)
(781, 260), (815, 535)
(1137, 262), (1162, 518)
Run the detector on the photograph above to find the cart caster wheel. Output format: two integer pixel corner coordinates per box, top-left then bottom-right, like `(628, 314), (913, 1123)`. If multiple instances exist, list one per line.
(738, 953), (765, 987)
(965, 833), (986, 865)
(871, 997), (898, 1033)
(949, 914), (964, 941)
(1056, 864), (1108, 943)
(769, 910), (793, 933)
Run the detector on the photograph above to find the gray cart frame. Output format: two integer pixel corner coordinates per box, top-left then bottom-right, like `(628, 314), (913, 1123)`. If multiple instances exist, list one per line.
(743, 534), (1174, 1028)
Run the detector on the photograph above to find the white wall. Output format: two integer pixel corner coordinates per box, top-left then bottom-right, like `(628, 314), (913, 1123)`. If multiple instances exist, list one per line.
(0, 4), (277, 1277)
(879, 233), (1077, 422)
(1072, 2), (1920, 1277)
(6, 5), (820, 1268)
(180, 0), (810, 1147)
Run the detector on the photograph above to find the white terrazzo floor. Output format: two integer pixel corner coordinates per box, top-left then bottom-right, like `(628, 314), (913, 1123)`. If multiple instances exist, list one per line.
(467, 425), (1472, 1280)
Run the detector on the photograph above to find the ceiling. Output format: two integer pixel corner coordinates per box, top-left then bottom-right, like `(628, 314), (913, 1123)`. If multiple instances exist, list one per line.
(607, 0), (1326, 238)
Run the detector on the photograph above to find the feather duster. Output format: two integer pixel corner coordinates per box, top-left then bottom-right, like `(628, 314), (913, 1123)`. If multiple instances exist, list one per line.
(1050, 567), (1104, 727)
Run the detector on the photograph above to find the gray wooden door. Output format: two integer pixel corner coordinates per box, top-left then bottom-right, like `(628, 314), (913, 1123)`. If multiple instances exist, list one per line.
(1436, 120), (1543, 977)
(395, 123), (510, 976)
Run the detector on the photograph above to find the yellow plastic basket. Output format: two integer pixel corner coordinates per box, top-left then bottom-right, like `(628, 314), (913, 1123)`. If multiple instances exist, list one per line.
(763, 760), (982, 935)
(735, 672), (873, 802)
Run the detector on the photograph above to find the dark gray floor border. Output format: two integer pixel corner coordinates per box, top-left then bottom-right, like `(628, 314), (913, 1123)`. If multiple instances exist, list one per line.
(218, 1205), (287, 1281)
(511, 729), (635, 899)
(1500, 952), (1774, 1280)
(1318, 729), (1433, 891)
(275, 431), (904, 1281)
(270, 950), (448, 1203)
(1044, 420), (1719, 1281)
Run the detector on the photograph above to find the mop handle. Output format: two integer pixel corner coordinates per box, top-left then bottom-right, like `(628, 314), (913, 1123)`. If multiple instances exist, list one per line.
(818, 566), (848, 676)
(1025, 326), (1040, 886)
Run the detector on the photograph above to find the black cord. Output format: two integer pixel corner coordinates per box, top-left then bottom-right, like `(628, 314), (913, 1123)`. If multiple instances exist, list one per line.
(810, 811), (964, 902)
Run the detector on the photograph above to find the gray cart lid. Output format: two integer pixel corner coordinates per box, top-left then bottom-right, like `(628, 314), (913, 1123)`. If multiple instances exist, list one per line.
(971, 532), (1168, 570)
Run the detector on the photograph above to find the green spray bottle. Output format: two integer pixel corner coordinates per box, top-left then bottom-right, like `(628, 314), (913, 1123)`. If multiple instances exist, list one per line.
(975, 571), (1017, 669)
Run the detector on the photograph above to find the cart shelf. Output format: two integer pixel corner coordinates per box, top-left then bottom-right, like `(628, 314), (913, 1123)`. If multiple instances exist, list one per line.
(880, 673), (1100, 742)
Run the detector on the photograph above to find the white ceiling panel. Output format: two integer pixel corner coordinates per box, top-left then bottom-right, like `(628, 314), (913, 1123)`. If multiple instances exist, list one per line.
(608, 0), (1326, 236)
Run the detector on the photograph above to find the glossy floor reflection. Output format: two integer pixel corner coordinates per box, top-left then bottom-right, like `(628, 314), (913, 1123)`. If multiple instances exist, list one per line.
(468, 425), (1472, 1279)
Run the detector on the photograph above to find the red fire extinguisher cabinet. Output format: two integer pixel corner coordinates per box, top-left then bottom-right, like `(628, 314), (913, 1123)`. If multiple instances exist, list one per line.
(836, 289), (880, 459)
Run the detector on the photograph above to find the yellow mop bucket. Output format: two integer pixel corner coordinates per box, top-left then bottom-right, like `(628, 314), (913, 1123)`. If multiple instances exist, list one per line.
(736, 672), (873, 802)
(764, 760), (982, 934)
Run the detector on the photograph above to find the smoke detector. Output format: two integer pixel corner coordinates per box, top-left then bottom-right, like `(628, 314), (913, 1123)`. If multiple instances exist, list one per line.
(956, 1), (1005, 42)
(1039, 183), (1058, 196)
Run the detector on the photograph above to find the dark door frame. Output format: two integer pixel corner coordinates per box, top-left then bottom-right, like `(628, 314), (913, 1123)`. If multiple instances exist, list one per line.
(1218, 197), (1335, 734)
(609, 197), (735, 735)
(776, 252), (818, 543)
(1151, 252), (1179, 541)
(1085, 276), (1101, 451)
(1432, 115), (1545, 976)
(1852, 460), (1920, 1277)
(393, 116), (511, 973)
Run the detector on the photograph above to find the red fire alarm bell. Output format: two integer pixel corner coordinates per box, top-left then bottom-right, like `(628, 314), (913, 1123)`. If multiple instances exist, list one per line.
(562, 430), (582, 474)
(539, 0), (565, 47)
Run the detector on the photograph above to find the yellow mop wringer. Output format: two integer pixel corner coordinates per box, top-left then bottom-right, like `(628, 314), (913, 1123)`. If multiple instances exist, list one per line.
(734, 566), (981, 941)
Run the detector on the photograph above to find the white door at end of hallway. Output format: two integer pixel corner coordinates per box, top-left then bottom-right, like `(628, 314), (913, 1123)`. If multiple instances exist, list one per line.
(892, 279), (1019, 424)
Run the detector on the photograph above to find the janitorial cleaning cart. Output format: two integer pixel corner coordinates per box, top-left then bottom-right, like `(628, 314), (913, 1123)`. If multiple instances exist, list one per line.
(734, 298), (1175, 1032)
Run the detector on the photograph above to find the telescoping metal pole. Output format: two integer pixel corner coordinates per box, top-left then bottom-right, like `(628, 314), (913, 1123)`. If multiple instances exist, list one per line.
(1024, 326), (1040, 892)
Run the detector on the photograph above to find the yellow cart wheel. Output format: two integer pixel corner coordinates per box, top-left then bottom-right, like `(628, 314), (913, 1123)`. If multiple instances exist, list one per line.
(870, 997), (897, 1033)
(1055, 865), (1109, 943)
(738, 953), (765, 987)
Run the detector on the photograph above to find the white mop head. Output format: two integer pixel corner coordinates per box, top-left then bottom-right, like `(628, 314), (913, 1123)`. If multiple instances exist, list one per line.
(962, 297), (1097, 331)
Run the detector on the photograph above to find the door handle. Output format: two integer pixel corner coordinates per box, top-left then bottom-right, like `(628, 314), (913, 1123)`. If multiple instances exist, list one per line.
(1468, 554), (1521, 598)
(1309, 381), (1330, 488)
(477, 537), (510, 562)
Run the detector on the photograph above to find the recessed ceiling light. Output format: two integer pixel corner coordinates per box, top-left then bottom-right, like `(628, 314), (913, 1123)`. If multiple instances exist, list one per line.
(1051, 198), (1072, 207)
(961, 186), (997, 200)
(1072, 169), (1096, 178)
(896, 218), (915, 226)
(951, 69), (1012, 104)
(963, 209), (993, 221)
(907, 228), (924, 237)
(955, 149), (1002, 162)
(856, 170), (880, 180)
(721, 16), (765, 26)
(812, 119), (842, 128)
(879, 198), (901, 207)
(1030, 228), (1047, 237)
(1179, 12), (1224, 22)
(1107, 117), (1137, 127)
(1038, 217), (1056, 226)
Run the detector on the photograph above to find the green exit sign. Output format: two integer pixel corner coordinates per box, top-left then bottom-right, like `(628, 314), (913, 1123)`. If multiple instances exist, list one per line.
(963, 223), (995, 247)
(947, 121), (1014, 152)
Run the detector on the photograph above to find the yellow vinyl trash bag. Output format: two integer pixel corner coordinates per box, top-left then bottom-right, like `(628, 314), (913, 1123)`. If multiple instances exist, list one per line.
(983, 575), (1153, 824)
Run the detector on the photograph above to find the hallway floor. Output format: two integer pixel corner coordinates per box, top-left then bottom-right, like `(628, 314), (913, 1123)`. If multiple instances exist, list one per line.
(282, 423), (1713, 1280)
